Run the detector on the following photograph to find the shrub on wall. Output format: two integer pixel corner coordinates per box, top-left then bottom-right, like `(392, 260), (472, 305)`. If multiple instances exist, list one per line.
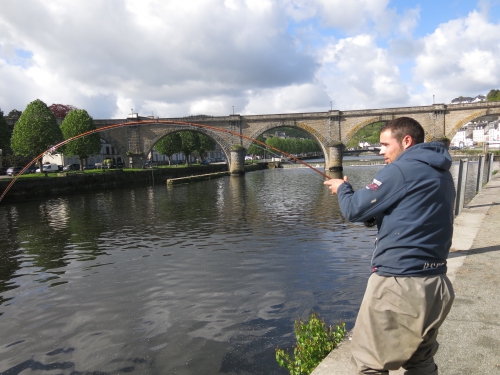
(276, 312), (346, 375)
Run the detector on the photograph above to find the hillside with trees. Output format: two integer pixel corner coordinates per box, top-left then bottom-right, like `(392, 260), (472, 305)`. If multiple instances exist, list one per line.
(347, 122), (384, 148)
(487, 89), (500, 101)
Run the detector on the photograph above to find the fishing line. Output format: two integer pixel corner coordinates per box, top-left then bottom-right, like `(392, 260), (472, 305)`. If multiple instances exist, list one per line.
(0, 120), (332, 203)
(246, 143), (325, 177)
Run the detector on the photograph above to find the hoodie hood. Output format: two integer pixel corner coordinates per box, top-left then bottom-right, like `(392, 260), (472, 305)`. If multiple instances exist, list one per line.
(396, 142), (452, 171)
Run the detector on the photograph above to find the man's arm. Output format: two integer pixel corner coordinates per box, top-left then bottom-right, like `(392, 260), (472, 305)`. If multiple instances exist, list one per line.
(324, 176), (349, 194)
(325, 165), (407, 223)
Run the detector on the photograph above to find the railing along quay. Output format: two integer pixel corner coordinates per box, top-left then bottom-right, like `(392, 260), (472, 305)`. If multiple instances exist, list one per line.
(281, 160), (385, 168)
(454, 153), (495, 216)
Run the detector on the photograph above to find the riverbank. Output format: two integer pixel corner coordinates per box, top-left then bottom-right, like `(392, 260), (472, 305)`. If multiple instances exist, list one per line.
(0, 163), (264, 203)
(311, 172), (500, 375)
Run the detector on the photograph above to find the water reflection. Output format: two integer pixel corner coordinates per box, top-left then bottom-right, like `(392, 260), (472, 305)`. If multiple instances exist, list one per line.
(0, 162), (496, 374)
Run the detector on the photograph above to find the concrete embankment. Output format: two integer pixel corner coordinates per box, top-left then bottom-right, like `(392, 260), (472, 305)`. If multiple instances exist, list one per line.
(167, 171), (230, 186)
(312, 173), (500, 375)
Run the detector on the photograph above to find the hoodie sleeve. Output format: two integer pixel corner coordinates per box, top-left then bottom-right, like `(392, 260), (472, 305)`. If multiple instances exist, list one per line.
(337, 164), (407, 222)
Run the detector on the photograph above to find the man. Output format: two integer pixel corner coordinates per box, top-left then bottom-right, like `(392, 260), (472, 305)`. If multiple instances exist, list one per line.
(324, 117), (455, 375)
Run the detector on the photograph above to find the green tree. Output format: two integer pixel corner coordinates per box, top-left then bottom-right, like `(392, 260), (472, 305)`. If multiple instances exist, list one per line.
(60, 109), (101, 170)
(266, 136), (284, 157)
(0, 110), (11, 153)
(487, 89), (500, 102)
(247, 135), (266, 157)
(304, 139), (321, 154)
(10, 99), (63, 170)
(179, 131), (201, 165)
(291, 138), (302, 155)
(197, 133), (216, 160)
(281, 138), (291, 154)
(154, 132), (182, 165)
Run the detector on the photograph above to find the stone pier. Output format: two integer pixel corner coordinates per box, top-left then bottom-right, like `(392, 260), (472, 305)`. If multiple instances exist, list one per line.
(229, 147), (246, 175)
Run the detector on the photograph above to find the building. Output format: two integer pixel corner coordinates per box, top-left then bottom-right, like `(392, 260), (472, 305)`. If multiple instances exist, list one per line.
(450, 94), (486, 104)
(43, 138), (123, 167)
(473, 124), (487, 144)
(147, 142), (225, 164)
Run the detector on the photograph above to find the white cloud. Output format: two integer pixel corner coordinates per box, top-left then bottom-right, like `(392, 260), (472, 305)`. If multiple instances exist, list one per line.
(320, 34), (409, 109)
(282, 0), (401, 36)
(412, 10), (500, 104)
(0, 0), (316, 118)
(244, 82), (330, 114)
(398, 7), (421, 37)
(1, 0), (500, 121)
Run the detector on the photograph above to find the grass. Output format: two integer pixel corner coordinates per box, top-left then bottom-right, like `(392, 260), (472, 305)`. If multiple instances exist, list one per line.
(6, 163), (216, 180)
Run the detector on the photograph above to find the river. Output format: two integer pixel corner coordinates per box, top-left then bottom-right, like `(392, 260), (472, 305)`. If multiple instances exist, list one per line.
(0, 160), (496, 375)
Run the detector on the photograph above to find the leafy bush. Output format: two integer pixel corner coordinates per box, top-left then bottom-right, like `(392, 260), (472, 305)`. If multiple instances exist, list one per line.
(230, 144), (245, 150)
(276, 312), (346, 375)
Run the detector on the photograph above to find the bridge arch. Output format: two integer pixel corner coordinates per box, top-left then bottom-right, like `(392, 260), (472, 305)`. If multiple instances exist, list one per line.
(97, 133), (129, 166)
(245, 121), (329, 161)
(143, 123), (233, 164)
(96, 120), (248, 171)
(447, 109), (500, 140)
(343, 117), (385, 146)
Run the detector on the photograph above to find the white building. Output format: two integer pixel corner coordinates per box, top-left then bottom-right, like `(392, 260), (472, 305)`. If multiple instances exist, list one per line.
(43, 139), (123, 167)
(147, 142), (225, 164)
(450, 94), (486, 104)
(487, 122), (500, 148)
(473, 125), (487, 143)
(451, 128), (467, 147)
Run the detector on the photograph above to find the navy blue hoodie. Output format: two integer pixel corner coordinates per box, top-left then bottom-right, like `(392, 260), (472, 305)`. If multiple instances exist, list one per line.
(337, 142), (455, 276)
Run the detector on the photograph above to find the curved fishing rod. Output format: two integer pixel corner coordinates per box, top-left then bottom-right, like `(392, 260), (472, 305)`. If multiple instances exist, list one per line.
(0, 120), (331, 203)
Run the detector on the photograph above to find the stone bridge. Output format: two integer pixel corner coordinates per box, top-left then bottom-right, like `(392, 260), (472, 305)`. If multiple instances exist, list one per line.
(94, 102), (500, 172)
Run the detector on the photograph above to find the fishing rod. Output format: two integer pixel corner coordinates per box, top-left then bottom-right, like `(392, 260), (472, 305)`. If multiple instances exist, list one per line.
(0, 120), (332, 203)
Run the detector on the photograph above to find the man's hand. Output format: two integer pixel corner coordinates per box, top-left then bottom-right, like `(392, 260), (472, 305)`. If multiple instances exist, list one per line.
(324, 176), (348, 194)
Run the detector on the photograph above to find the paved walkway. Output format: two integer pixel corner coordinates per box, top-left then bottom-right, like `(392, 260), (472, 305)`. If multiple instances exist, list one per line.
(312, 173), (500, 375)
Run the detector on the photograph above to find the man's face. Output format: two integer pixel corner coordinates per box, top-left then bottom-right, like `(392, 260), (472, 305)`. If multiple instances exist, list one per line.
(379, 129), (405, 164)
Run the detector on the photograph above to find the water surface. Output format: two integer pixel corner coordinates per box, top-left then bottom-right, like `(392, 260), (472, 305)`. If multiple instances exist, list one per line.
(0, 161), (496, 374)
(0, 168), (380, 375)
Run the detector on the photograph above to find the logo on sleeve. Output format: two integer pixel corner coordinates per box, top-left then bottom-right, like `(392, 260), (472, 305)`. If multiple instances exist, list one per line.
(366, 178), (382, 191)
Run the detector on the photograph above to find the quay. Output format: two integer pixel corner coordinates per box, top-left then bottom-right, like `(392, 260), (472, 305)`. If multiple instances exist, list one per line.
(166, 171), (230, 186)
(312, 172), (500, 375)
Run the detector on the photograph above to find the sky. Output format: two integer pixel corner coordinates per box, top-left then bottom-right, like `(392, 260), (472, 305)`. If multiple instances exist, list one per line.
(1, 0), (500, 119)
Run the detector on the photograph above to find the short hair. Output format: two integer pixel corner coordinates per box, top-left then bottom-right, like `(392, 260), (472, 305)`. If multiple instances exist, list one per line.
(380, 117), (425, 144)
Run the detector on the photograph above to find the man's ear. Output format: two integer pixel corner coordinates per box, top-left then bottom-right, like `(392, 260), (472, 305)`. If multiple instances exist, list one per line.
(402, 135), (414, 150)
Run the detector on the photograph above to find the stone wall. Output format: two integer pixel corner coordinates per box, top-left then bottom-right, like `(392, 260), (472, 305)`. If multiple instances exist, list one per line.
(0, 165), (229, 202)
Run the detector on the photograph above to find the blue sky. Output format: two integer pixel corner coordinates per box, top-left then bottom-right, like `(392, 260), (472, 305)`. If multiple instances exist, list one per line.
(1, 0), (500, 118)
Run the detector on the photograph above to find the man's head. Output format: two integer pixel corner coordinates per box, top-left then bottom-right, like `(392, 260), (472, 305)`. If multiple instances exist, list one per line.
(379, 117), (425, 164)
